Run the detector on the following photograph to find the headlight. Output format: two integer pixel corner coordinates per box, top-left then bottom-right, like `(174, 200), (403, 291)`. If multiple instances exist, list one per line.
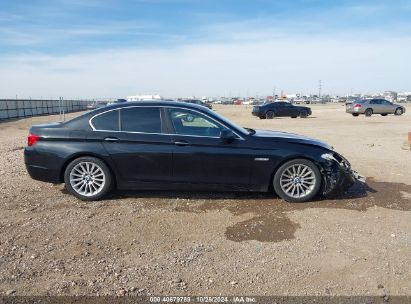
(322, 153), (351, 168)
(321, 153), (337, 162)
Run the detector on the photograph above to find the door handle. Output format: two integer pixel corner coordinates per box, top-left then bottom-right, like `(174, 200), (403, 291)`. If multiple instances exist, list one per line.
(174, 140), (189, 146)
(104, 137), (119, 142)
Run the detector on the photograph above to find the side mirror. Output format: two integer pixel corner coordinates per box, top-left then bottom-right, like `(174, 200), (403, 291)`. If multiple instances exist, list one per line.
(220, 129), (236, 143)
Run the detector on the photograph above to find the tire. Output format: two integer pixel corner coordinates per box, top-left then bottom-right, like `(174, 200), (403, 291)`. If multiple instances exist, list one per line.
(381, 114), (388, 116)
(395, 108), (404, 116)
(352, 113), (359, 117)
(300, 110), (308, 118)
(273, 159), (322, 203)
(64, 156), (113, 201)
(266, 111), (275, 119)
(365, 108), (373, 117)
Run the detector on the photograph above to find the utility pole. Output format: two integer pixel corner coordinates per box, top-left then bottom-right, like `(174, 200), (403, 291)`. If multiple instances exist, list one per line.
(318, 80), (322, 99)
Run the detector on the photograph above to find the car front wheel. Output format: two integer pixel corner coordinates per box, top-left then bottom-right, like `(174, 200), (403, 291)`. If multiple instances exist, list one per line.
(300, 110), (308, 118)
(395, 108), (404, 116)
(64, 156), (113, 201)
(273, 159), (322, 202)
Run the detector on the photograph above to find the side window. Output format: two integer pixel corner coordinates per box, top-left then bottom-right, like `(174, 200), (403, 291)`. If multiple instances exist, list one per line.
(121, 107), (161, 133)
(91, 110), (119, 131)
(168, 108), (223, 137)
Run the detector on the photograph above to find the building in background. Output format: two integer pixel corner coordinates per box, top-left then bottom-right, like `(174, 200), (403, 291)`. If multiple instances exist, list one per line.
(398, 92), (411, 102)
(383, 91), (398, 102)
(126, 94), (163, 101)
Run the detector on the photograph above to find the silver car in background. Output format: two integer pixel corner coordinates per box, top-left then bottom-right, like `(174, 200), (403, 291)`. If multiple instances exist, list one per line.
(346, 99), (406, 117)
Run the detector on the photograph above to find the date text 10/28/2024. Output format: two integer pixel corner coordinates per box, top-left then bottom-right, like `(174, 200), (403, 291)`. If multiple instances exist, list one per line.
(149, 296), (257, 303)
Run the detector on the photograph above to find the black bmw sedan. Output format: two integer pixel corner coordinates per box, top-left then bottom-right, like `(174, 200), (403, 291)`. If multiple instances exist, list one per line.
(25, 101), (362, 202)
(252, 102), (312, 119)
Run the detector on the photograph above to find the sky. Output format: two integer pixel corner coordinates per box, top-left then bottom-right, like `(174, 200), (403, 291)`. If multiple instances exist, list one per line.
(0, 0), (410, 99)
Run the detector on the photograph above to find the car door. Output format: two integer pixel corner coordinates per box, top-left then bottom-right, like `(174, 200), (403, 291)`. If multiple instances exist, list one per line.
(369, 99), (382, 113)
(380, 99), (395, 113)
(165, 107), (252, 189)
(272, 102), (286, 116)
(91, 106), (173, 183)
(283, 103), (299, 117)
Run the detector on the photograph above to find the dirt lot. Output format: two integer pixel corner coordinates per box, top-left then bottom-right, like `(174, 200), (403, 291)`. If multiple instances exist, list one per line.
(0, 103), (410, 297)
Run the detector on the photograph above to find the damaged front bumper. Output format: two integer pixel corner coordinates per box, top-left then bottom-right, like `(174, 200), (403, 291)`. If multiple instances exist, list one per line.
(320, 152), (366, 198)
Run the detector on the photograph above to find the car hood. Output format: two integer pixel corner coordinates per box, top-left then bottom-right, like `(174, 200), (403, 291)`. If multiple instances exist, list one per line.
(252, 129), (332, 149)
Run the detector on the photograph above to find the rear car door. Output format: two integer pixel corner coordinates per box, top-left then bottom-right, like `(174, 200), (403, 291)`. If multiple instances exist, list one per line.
(165, 107), (252, 189)
(91, 106), (173, 183)
(273, 102), (286, 116)
(369, 99), (382, 113)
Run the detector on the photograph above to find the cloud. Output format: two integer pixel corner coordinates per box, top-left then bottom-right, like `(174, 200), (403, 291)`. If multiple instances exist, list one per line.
(1, 0), (410, 98)
(1, 33), (410, 99)
(0, 21), (156, 47)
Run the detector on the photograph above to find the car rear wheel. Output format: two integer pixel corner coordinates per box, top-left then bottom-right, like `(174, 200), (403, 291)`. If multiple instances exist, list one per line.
(300, 110), (308, 118)
(266, 111), (275, 119)
(64, 157), (113, 201)
(365, 108), (373, 117)
(352, 113), (359, 117)
(395, 108), (404, 116)
(273, 159), (321, 202)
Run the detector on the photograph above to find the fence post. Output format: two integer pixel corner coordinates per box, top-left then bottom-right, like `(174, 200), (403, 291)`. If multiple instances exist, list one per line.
(6, 100), (9, 120)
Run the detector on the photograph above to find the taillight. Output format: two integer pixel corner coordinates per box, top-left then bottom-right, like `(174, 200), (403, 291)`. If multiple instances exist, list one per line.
(354, 104), (362, 108)
(28, 133), (39, 147)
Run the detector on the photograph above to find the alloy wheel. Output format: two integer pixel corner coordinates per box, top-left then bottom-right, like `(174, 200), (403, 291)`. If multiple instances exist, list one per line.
(279, 164), (316, 199)
(69, 161), (106, 197)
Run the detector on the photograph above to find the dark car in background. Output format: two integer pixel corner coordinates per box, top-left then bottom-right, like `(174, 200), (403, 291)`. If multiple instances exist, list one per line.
(182, 99), (213, 110)
(346, 99), (406, 117)
(86, 101), (108, 110)
(24, 101), (362, 203)
(252, 102), (312, 119)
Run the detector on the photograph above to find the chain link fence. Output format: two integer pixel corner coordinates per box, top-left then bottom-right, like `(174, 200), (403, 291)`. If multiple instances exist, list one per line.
(0, 99), (91, 120)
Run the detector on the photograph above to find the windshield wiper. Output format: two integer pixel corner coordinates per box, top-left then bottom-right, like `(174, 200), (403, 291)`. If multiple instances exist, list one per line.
(245, 127), (256, 135)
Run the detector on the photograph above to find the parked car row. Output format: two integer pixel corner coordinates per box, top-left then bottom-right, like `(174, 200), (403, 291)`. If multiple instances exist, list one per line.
(249, 99), (406, 120)
(181, 99), (213, 110)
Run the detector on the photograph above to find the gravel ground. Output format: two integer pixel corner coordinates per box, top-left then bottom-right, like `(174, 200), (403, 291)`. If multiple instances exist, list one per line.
(0, 104), (410, 297)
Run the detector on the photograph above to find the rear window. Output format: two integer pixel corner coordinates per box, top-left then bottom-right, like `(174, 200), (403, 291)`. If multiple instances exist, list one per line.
(120, 107), (161, 133)
(91, 110), (119, 131)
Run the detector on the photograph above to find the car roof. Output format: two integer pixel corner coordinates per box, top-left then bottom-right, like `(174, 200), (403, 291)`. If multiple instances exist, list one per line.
(92, 100), (208, 112)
